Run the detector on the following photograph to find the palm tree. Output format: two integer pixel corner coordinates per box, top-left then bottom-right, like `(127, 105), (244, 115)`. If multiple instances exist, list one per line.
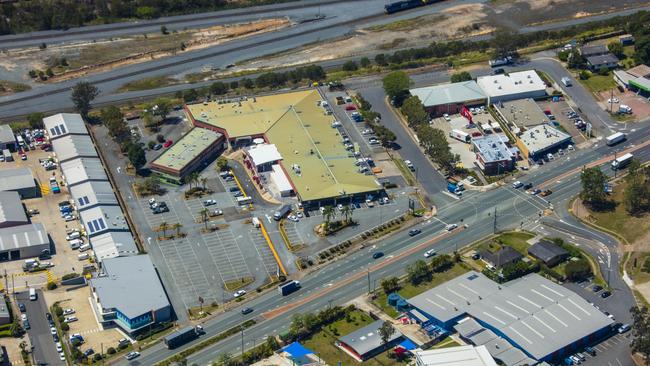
(322, 206), (335, 231)
(200, 177), (208, 191)
(341, 205), (352, 223)
(158, 222), (168, 238)
(199, 208), (210, 229)
(172, 223), (183, 237)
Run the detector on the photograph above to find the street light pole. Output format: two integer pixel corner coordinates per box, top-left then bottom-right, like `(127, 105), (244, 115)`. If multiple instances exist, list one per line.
(367, 269), (371, 294)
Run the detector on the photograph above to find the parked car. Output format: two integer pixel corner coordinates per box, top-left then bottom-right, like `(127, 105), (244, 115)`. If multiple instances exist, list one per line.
(204, 199), (217, 206)
(64, 316), (78, 323)
(63, 215), (77, 222)
(512, 181), (523, 189)
(163, 140), (173, 148)
(529, 189), (542, 195)
(601, 291), (612, 298)
(56, 342), (63, 352)
(213, 209), (223, 216)
(59, 352), (66, 361)
(233, 290), (246, 298)
(592, 285), (602, 292)
(19, 303), (25, 312)
(63, 308), (75, 315)
(540, 190), (553, 197)
(83, 348), (95, 357)
(523, 183), (533, 190)
(125, 351), (140, 360)
(618, 323), (631, 333)
(153, 144), (163, 150)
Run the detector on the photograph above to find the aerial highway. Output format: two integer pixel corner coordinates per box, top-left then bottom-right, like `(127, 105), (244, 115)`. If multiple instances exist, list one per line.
(116, 125), (650, 366)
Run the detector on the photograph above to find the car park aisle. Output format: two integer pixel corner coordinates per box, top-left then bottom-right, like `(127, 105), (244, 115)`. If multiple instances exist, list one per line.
(17, 290), (64, 365)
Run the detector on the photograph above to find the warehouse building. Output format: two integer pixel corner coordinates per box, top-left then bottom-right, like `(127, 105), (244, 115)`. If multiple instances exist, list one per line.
(454, 318), (535, 366)
(0, 167), (38, 199)
(0, 125), (16, 151)
(0, 223), (50, 261)
(150, 127), (225, 184)
(407, 271), (613, 363)
(477, 71), (547, 104)
(0, 191), (28, 228)
(516, 124), (571, 160)
(89, 231), (138, 262)
(186, 90), (383, 207)
(472, 134), (515, 175)
(60, 157), (108, 187)
(336, 320), (404, 361)
(79, 205), (130, 238)
(415, 345), (497, 366)
(614, 65), (650, 96)
(409, 81), (487, 117)
(52, 134), (98, 163)
(90, 255), (171, 335)
(43, 113), (88, 140)
(69, 181), (118, 212)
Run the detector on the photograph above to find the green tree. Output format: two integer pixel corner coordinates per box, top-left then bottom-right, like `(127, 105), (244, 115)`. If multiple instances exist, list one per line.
(567, 51), (587, 69)
(127, 143), (146, 170)
(430, 254), (453, 273)
(382, 71), (411, 107)
(579, 70), (591, 80)
(375, 53), (388, 66)
(624, 159), (649, 214)
(490, 29), (518, 59)
(608, 41), (625, 58)
(27, 112), (44, 129)
(210, 82), (228, 95)
(172, 223), (183, 237)
(565, 258), (592, 281)
(216, 156), (229, 171)
(360, 57), (371, 68)
(631, 306), (650, 364)
(406, 259), (431, 285)
(183, 88), (198, 102)
(374, 124), (397, 147)
(154, 98), (171, 121)
(158, 222), (168, 237)
(100, 106), (128, 142)
(10, 320), (23, 337)
(416, 125), (457, 172)
(200, 208), (210, 229)
(148, 140), (156, 149)
(450, 71), (472, 83)
(400, 96), (428, 127)
(340, 205), (352, 223)
(342, 60), (358, 72)
(378, 321), (395, 354)
(322, 206), (335, 231)
(161, 25), (168, 35)
(380, 277), (400, 294)
(71, 81), (99, 118)
(501, 261), (530, 281)
(355, 93), (372, 111)
(636, 34), (650, 65)
(598, 66), (610, 76)
(580, 167), (608, 208)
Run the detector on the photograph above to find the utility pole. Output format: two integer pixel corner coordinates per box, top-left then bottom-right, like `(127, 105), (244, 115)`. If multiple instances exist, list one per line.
(609, 88), (614, 113)
(493, 207), (497, 234)
(367, 269), (371, 294)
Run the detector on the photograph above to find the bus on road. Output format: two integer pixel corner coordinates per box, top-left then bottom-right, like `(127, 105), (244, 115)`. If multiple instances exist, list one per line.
(612, 153), (634, 170)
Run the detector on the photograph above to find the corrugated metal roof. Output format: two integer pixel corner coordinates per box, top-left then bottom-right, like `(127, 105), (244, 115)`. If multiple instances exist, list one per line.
(0, 125), (15, 144)
(91, 255), (170, 319)
(69, 181), (118, 211)
(43, 113), (88, 139)
(0, 191), (27, 224)
(52, 135), (97, 162)
(410, 81), (486, 107)
(338, 320), (402, 356)
(90, 231), (138, 262)
(0, 223), (48, 252)
(79, 205), (129, 237)
(0, 167), (35, 191)
(61, 157), (108, 187)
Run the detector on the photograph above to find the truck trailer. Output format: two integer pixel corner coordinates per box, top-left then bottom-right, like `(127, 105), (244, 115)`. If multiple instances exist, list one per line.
(449, 129), (471, 143)
(606, 132), (626, 146)
(163, 325), (204, 349)
(273, 204), (292, 221)
(278, 280), (301, 296)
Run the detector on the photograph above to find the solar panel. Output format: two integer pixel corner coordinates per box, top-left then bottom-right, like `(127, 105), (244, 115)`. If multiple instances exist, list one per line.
(59, 124), (67, 134)
(467, 274), (479, 280)
(98, 218), (106, 229)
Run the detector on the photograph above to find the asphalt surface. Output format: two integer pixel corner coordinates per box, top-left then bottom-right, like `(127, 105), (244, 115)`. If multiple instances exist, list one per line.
(112, 124), (650, 366)
(16, 290), (64, 366)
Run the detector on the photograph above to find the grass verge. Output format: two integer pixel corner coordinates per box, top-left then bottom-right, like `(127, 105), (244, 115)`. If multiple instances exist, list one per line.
(117, 76), (178, 92)
(579, 73), (617, 94)
(0, 80), (31, 95)
(224, 277), (255, 291)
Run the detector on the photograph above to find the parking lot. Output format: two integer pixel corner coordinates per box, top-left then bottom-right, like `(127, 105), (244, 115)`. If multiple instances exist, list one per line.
(537, 99), (588, 142)
(16, 289), (64, 365)
(430, 111), (493, 170)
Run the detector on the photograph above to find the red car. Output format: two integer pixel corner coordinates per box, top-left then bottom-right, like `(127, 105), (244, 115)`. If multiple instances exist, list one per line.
(163, 140), (173, 148)
(40, 143), (51, 151)
(345, 105), (356, 111)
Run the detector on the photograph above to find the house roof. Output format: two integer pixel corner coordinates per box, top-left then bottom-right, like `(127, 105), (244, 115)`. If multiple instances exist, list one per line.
(0, 223), (49, 252)
(0, 168), (36, 192)
(586, 54), (619, 67)
(627, 64), (650, 78)
(91, 255), (169, 319)
(409, 271), (613, 361)
(150, 127), (223, 173)
(43, 113), (88, 139)
(580, 44), (608, 57)
(528, 240), (569, 263)
(0, 191), (27, 225)
(52, 135), (97, 163)
(61, 158), (108, 187)
(481, 246), (523, 267)
(409, 81), (486, 107)
(414, 345), (498, 366)
(0, 125), (15, 144)
(338, 320), (402, 356)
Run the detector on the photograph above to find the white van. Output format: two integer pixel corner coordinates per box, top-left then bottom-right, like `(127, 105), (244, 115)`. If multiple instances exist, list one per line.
(79, 244), (91, 252)
(69, 239), (83, 250)
(29, 288), (37, 301)
(77, 253), (89, 261)
(66, 232), (81, 241)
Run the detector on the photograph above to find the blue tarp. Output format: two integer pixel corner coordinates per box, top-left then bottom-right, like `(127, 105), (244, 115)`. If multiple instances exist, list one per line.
(398, 338), (417, 351)
(283, 342), (314, 358)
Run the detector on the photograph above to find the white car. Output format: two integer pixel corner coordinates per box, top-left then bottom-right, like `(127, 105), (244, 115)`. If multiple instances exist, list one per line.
(424, 249), (437, 258)
(204, 199), (217, 206)
(64, 316), (78, 323)
(337, 204), (344, 211)
(59, 352), (66, 361)
(125, 351), (140, 360)
(511, 181), (523, 189)
(362, 129), (373, 135)
(50, 327), (57, 335)
(404, 160), (415, 171)
(56, 342), (63, 352)
(607, 98), (619, 104)
(63, 308), (75, 315)
(233, 290), (246, 298)
(443, 113), (451, 121)
(446, 223), (458, 231)
(288, 214), (299, 222)
(21, 314), (27, 321)
(213, 209), (223, 216)
(148, 197), (156, 205)
(64, 215), (76, 222)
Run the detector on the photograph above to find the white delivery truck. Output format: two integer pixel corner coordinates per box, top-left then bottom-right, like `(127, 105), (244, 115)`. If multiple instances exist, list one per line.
(449, 129), (471, 143)
(612, 153), (634, 170)
(606, 132), (626, 146)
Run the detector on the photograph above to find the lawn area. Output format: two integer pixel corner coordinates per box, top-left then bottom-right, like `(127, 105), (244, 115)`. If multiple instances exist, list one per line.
(372, 263), (470, 318)
(117, 76), (178, 92)
(432, 337), (461, 349)
(477, 231), (534, 256)
(302, 310), (410, 366)
(585, 182), (650, 243)
(579, 73), (617, 94)
(625, 252), (650, 285)
(0, 80), (31, 95)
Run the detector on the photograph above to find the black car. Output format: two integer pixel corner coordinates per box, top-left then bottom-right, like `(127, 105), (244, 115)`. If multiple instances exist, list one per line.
(493, 68), (505, 75)
(408, 229), (421, 237)
(372, 251), (384, 259)
(241, 307), (254, 315)
(592, 285), (602, 292)
(19, 303), (25, 312)
(83, 348), (95, 357)
(46, 312), (52, 320)
(523, 183), (533, 190)
(601, 291), (612, 298)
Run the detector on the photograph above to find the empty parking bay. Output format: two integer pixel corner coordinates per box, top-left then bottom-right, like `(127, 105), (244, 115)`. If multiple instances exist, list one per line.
(203, 229), (252, 283)
(249, 229), (279, 278)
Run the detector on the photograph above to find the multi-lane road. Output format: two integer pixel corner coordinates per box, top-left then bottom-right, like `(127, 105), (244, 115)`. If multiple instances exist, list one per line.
(115, 125), (650, 366)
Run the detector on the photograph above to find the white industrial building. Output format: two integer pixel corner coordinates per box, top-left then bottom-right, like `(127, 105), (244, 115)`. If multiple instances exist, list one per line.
(52, 134), (98, 163)
(477, 70), (547, 103)
(43, 113), (88, 140)
(0, 223), (50, 261)
(0, 168), (38, 199)
(517, 124), (572, 160)
(0, 124), (16, 151)
(89, 231), (138, 262)
(69, 181), (118, 212)
(0, 191), (28, 228)
(79, 205), (130, 238)
(60, 157), (108, 187)
(246, 143), (283, 172)
(270, 164), (293, 196)
(415, 345), (497, 366)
